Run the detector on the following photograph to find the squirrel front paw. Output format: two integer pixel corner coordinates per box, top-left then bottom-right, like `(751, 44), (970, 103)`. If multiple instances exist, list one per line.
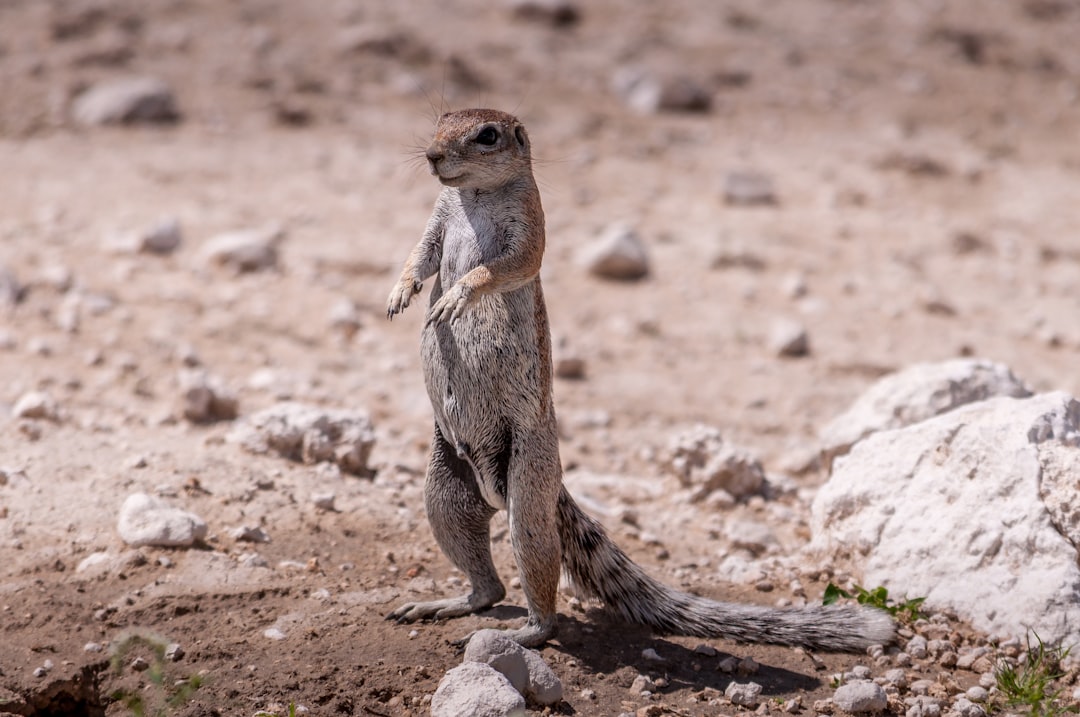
(386, 278), (422, 320)
(427, 282), (473, 324)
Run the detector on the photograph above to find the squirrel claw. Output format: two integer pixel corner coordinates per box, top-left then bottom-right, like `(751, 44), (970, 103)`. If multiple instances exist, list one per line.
(386, 280), (423, 320)
(427, 284), (472, 325)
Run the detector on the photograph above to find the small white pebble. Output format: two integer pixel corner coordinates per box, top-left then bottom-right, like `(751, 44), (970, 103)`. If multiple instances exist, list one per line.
(642, 647), (664, 662)
(311, 493), (336, 511)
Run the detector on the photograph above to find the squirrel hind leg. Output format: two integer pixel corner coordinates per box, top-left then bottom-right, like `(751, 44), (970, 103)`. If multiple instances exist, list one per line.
(387, 425), (506, 624)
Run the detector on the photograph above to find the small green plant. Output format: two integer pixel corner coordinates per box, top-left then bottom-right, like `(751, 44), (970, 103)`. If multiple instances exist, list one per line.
(823, 583), (926, 621)
(109, 631), (203, 717)
(993, 633), (1075, 717)
(254, 703), (298, 717)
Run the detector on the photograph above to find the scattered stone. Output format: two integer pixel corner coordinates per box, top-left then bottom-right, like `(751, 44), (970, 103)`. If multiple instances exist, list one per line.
(179, 369), (238, 423)
(328, 298), (362, 338)
(613, 68), (711, 113)
(725, 680), (762, 707)
(737, 656), (760, 675)
(833, 681), (888, 713)
(952, 697), (986, 717)
(811, 391), (1080, 644)
(508, 0), (581, 26)
(431, 661), (526, 717)
(907, 635), (929, 659)
(72, 77), (180, 125)
(333, 25), (431, 63)
(956, 647), (990, 670)
(769, 319), (810, 358)
(965, 686), (988, 703)
(311, 493), (336, 511)
(263, 627), (287, 641)
(909, 679), (935, 696)
(578, 224), (650, 280)
(117, 492), (208, 547)
(724, 171), (778, 206)
(36, 264), (73, 293)
(12, 391), (58, 421)
(554, 354), (586, 380)
(463, 629), (562, 705)
(711, 246), (768, 272)
(724, 519), (777, 556)
(641, 647), (665, 663)
(231, 525), (270, 543)
(819, 359), (1031, 468)
(905, 695), (943, 717)
(164, 643), (184, 662)
(520, 649), (563, 705)
(199, 226), (283, 273)
(130, 657), (150, 672)
(240, 553), (270, 568)
(665, 424), (765, 501)
(108, 217), (183, 255)
(693, 643), (718, 657)
(228, 401), (376, 477)
(630, 674), (655, 694)
(463, 629), (529, 694)
(0, 266), (25, 306)
(884, 668), (908, 688)
(846, 665), (873, 682)
(84, 642), (103, 653)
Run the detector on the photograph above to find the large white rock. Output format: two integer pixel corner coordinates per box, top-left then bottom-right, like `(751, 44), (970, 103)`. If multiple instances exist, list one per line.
(118, 493), (208, 547)
(810, 391), (1080, 644)
(820, 359), (1031, 467)
(431, 661), (526, 717)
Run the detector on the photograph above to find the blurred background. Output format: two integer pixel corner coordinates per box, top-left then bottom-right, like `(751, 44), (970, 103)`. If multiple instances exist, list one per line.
(2, 1), (1080, 714)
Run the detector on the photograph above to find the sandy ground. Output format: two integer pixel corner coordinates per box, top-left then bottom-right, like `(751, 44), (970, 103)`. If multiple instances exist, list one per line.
(1, 0), (1080, 714)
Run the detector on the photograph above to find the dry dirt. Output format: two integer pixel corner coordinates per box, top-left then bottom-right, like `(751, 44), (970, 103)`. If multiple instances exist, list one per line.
(2, 1), (1080, 715)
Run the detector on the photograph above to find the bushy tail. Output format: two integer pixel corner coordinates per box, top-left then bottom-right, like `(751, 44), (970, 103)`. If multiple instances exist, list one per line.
(556, 489), (895, 652)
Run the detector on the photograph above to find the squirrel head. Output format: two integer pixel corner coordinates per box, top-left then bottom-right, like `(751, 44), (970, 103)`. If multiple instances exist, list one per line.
(425, 109), (532, 190)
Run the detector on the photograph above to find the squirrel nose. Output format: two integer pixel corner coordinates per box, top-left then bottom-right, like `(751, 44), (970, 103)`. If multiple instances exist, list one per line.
(425, 147), (445, 165)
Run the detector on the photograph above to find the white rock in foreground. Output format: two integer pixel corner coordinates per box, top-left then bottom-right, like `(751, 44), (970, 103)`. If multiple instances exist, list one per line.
(810, 391), (1080, 644)
(431, 661), (526, 717)
(228, 402), (376, 476)
(118, 493), (208, 547)
(463, 629), (563, 706)
(820, 359), (1030, 467)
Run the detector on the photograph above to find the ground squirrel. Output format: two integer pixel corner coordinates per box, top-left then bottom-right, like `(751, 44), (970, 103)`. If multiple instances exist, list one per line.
(385, 108), (895, 650)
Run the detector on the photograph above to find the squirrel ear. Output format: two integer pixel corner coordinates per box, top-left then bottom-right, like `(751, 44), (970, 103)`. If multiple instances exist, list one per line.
(514, 125), (527, 147)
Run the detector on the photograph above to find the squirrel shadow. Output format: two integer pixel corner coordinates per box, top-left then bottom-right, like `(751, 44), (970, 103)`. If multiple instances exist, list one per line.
(474, 604), (823, 696)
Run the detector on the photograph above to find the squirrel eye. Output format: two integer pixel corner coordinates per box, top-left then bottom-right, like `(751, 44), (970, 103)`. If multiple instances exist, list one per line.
(475, 127), (499, 146)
